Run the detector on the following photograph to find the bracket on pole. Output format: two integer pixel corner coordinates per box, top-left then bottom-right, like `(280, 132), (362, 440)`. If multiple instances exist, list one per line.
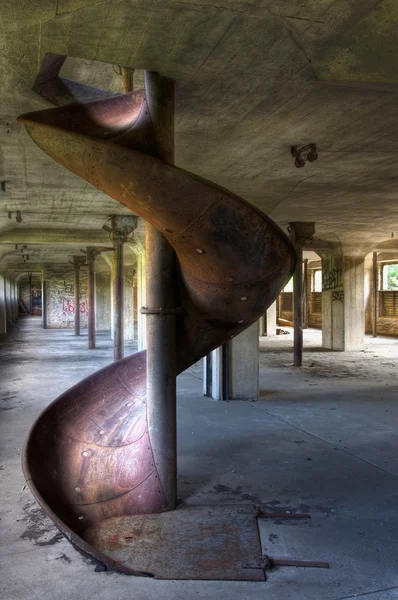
(288, 222), (315, 247)
(103, 215), (138, 244)
(71, 255), (87, 269)
(291, 144), (318, 168)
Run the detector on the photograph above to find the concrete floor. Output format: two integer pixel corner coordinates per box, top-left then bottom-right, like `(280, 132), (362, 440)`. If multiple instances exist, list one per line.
(1, 318), (398, 599)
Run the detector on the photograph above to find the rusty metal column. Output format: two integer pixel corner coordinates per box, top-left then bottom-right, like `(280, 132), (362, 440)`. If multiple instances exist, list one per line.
(84, 248), (101, 349)
(373, 251), (378, 338)
(293, 249), (303, 367)
(303, 258), (308, 329)
(41, 273), (47, 329)
(289, 222), (315, 368)
(72, 256), (86, 336)
(103, 216), (137, 361)
(113, 234), (124, 360)
(28, 272), (32, 315)
(143, 71), (177, 511)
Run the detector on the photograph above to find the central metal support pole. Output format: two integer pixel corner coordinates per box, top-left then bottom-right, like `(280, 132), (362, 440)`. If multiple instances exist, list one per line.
(373, 251), (378, 338)
(144, 71), (177, 511)
(72, 256), (86, 336)
(85, 247), (102, 349)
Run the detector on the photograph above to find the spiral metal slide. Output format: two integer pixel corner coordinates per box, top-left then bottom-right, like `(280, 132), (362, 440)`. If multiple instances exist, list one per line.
(18, 72), (296, 579)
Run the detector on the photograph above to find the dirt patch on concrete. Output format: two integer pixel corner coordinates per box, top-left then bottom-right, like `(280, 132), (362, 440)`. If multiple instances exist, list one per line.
(20, 500), (64, 546)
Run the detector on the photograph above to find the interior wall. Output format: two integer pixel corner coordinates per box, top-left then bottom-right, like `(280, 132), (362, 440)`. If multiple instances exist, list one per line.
(46, 271), (88, 329)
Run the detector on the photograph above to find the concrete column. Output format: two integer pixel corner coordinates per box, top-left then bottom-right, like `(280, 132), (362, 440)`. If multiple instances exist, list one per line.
(321, 251), (365, 351)
(267, 301), (277, 336)
(229, 321), (259, 399)
(0, 274), (6, 333)
(72, 256), (86, 336)
(203, 348), (223, 400)
(95, 268), (111, 333)
(204, 322), (260, 401)
(261, 301), (277, 336)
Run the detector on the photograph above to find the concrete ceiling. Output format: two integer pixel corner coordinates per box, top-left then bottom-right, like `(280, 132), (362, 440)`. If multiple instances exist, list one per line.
(2, 0), (398, 272)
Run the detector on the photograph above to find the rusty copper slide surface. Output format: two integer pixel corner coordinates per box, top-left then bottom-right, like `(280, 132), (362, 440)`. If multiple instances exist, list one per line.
(84, 504), (265, 581)
(18, 78), (296, 578)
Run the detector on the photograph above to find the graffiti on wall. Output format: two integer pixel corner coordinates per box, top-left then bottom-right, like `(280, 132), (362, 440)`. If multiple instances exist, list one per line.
(323, 267), (342, 291)
(63, 281), (74, 294)
(62, 299), (89, 315)
(332, 290), (344, 302)
(323, 257), (344, 301)
(47, 273), (89, 329)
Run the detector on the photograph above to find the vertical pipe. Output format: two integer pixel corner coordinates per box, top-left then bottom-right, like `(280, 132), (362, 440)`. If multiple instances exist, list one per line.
(88, 255), (96, 349)
(121, 67), (134, 93)
(303, 258), (308, 329)
(145, 71), (177, 511)
(15, 279), (19, 320)
(0, 274), (6, 333)
(11, 279), (16, 321)
(74, 266), (80, 336)
(373, 251), (378, 338)
(146, 226), (177, 510)
(42, 277), (47, 329)
(113, 238), (124, 361)
(28, 273), (32, 315)
(293, 248), (303, 367)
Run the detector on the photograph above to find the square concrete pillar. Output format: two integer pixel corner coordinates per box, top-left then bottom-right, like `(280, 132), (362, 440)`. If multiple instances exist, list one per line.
(259, 301), (277, 337)
(203, 322), (259, 401)
(109, 264), (134, 341)
(95, 270), (111, 332)
(0, 275), (6, 333)
(203, 347), (223, 400)
(229, 321), (259, 399)
(321, 252), (365, 351)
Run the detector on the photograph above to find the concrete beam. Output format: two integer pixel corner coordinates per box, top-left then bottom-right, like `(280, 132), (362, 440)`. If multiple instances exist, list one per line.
(0, 229), (109, 245)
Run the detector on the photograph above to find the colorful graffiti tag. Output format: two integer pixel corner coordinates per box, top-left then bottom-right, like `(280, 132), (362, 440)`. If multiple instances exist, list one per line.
(61, 299), (89, 315)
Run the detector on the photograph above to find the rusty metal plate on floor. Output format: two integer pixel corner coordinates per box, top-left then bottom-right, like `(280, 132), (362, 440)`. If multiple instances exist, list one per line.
(83, 504), (265, 580)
